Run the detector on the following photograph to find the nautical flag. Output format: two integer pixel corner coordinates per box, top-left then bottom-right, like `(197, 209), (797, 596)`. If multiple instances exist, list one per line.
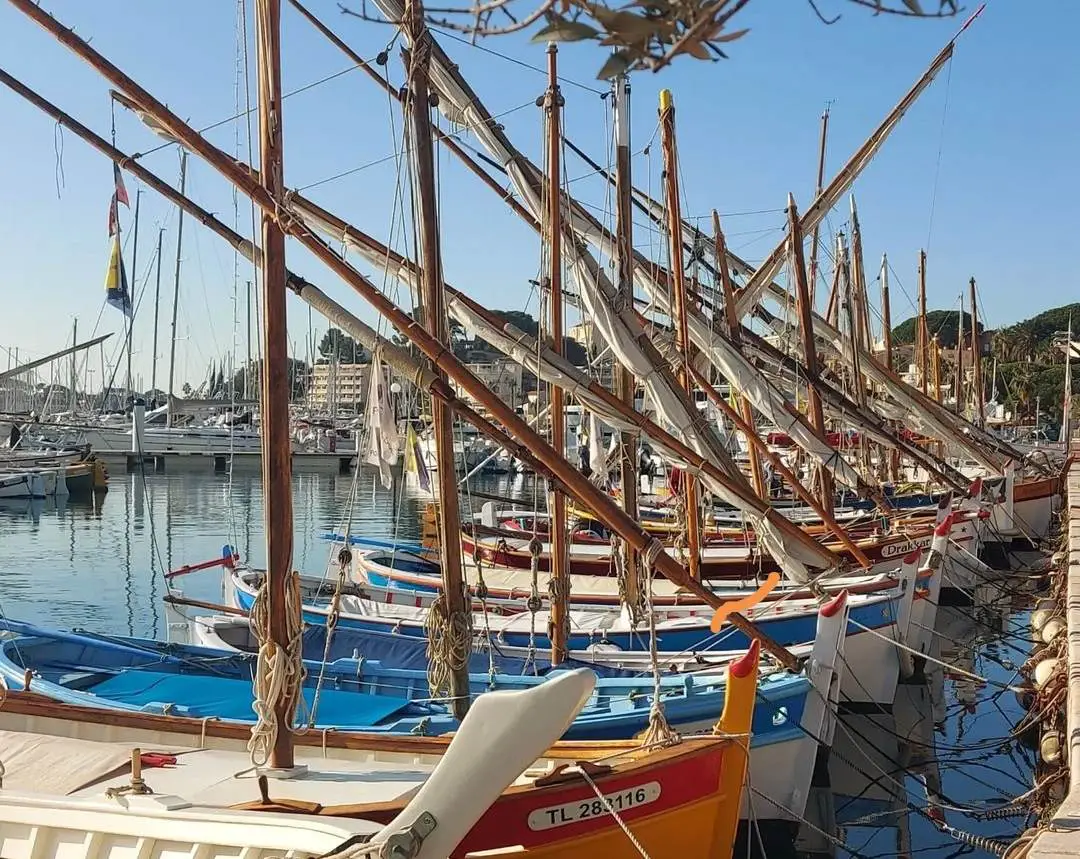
(404, 421), (431, 491)
(113, 163), (130, 207)
(107, 163), (130, 237)
(103, 233), (132, 317)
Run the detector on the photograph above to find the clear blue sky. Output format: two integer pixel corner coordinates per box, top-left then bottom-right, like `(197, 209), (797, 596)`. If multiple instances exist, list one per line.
(0, 0), (1076, 391)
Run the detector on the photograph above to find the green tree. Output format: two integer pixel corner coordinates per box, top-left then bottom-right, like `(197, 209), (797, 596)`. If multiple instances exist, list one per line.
(319, 328), (367, 364)
(892, 310), (981, 350)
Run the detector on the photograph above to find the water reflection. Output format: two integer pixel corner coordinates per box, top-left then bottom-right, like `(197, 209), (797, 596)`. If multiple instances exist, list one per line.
(0, 467), (1042, 857)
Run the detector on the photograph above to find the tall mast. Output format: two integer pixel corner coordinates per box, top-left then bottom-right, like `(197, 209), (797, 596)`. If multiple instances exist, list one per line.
(126, 189), (141, 402)
(150, 228), (164, 399)
(931, 334), (942, 402)
(70, 318), (77, 412)
(167, 151), (188, 416)
(658, 89), (701, 581)
(917, 250), (928, 396)
(247, 280), (253, 397)
(880, 254), (893, 372)
(880, 253), (899, 481)
(790, 196), (833, 510)
(405, 0), (472, 708)
(955, 291), (964, 416)
(807, 105), (829, 307)
(714, 210), (766, 501)
(254, 0), (297, 770)
(544, 44), (570, 661)
(611, 71), (639, 612)
(0, 6), (806, 665)
(969, 277), (983, 425)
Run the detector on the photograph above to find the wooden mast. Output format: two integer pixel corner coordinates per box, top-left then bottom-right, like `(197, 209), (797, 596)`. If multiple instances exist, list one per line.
(544, 43), (570, 664)
(880, 253), (900, 482)
(658, 89), (702, 582)
(931, 335), (942, 402)
(4, 6), (811, 667)
(955, 292), (965, 416)
(917, 250), (929, 396)
(612, 72), (639, 611)
(807, 105), (830, 307)
(404, 0), (472, 709)
(789, 195), (833, 510)
(713, 210), (766, 501)
(970, 277), (984, 425)
(166, 152), (187, 419)
(254, 0), (297, 771)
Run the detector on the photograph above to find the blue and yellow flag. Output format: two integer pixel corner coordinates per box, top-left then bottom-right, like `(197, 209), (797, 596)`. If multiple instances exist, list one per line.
(104, 234), (132, 317)
(403, 421), (431, 492)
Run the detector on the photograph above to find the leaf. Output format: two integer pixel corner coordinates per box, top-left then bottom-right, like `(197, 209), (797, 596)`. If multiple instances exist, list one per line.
(902, 0), (924, 13)
(531, 17), (602, 42)
(596, 49), (633, 79)
(714, 26), (749, 42)
(683, 38), (711, 59)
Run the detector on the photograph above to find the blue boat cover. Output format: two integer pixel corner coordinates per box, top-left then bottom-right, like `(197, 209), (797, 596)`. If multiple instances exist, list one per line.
(89, 670), (412, 727)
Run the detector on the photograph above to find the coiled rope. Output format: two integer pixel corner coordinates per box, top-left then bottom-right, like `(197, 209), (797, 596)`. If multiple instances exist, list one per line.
(247, 569), (305, 768)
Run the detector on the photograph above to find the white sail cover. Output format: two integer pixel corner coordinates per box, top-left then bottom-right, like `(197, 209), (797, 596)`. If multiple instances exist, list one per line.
(637, 281), (864, 491)
(361, 351), (399, 488)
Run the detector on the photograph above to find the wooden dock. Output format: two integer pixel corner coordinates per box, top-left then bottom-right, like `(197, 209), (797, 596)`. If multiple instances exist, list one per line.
(1028, 441), (1080, 857)
(95, 449), (357, 474)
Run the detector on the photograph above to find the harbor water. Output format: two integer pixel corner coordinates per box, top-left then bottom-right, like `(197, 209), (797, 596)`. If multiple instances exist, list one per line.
(0, 467), (1047, 857)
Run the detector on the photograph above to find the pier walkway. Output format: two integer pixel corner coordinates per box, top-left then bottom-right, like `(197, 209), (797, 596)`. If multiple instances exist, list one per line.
(1029, 441), (1080, 857)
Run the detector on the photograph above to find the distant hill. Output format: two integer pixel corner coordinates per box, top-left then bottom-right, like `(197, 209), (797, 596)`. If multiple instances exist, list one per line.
(891, 302), (1078, 422)
(892, 310), (981, 349)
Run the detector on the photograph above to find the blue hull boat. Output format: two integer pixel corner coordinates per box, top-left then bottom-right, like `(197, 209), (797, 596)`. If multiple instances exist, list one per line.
(0, 615), (831, 744)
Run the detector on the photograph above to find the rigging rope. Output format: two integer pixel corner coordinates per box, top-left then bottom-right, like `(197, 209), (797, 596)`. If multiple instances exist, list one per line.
(247, 568), (305, 768)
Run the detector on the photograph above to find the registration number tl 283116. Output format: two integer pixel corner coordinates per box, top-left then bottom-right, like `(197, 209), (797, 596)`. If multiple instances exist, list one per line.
(526, 782), (662, 831)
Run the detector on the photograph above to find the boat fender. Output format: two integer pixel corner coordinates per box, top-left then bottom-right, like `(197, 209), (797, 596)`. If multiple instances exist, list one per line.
(1031, 609), (1053, 635)
(1040, 731), (1063, 765)
(1034, 658), (1060, 689)
(1040, 618), (1066, 645)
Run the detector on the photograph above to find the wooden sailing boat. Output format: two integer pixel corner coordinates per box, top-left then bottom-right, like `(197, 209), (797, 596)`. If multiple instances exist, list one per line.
(0, 1), (769, 855)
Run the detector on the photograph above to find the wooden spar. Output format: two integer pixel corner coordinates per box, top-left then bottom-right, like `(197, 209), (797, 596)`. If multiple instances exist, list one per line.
(931, 335), (942, 402)
(880, 253), (900, 482)
(612, 72), (639, 610)
(5, 0), (806, 669)
(0, 61), (837, 598)
(848, 198), (872, 390)
(970, 277), (984, 425)
(404, 0), (471, 713)
(687, 363), (871, 567)
(955, 291), (965, 416)
(658, 89), (702, 582)
(807, 105), (830, 307)
(712, 210), (766, 502)
(823, 259), (842, 329)
(839, 228), (865, 409)
(254, 0), (297, 771)
(544, 43), (570, 665)
(167, 151), (187, 419)
(788, 195), (834, 511)
(732, 6), (986, 320)
(150, 227), (164, 395)
(286, 0), (539, 233)
(917, 250), (929, 396)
